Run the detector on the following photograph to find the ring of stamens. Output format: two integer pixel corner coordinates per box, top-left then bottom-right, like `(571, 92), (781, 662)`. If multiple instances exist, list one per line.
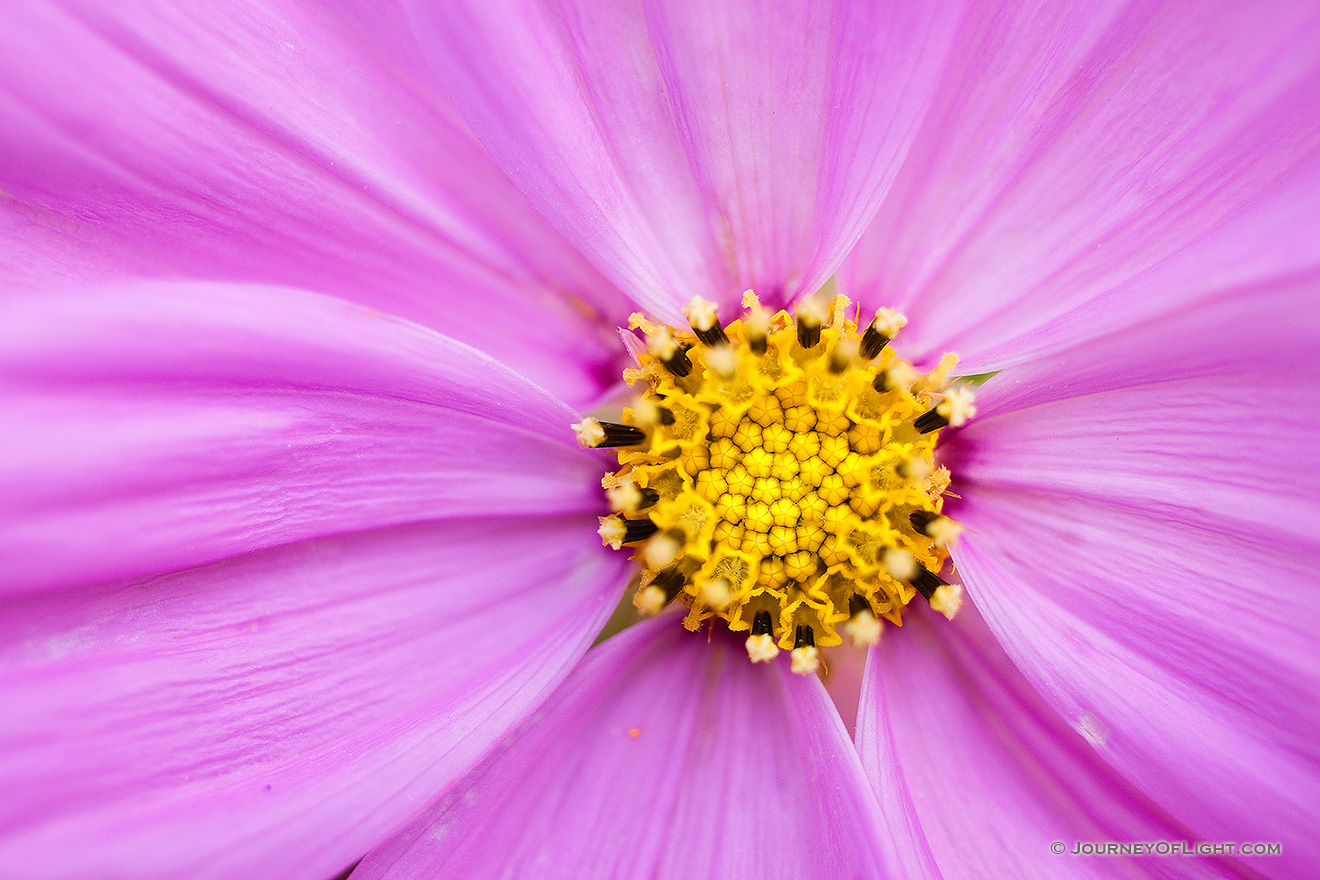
(575, 291), (973, 673)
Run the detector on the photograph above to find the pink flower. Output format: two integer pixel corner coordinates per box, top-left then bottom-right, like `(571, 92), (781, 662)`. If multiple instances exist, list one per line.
(2, 1), (1317, 879)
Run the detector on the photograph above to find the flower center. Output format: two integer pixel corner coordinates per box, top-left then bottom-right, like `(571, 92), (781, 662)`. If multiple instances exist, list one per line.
(575, 292), (973, 674)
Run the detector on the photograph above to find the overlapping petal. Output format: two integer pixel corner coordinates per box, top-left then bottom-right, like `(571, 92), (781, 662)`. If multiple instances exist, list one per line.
(858, 604), (1252, 880)
(0, 281), (608, 596)
(356, 616), (890, 880)
(406, 0), (960, 321)
(0, 514), (626, 880)
(946, 271), (1320, 877)
(841, 0), (1320, 372)
(0, 0), (628, 404)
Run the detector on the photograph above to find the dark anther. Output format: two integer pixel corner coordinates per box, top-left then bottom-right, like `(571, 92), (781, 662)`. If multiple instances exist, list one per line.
(692, 322), (729, 348)
(827, 346), (852, 374)
(909, 510), (937, 535)
(914, 408), (949, 434)
(794, 624), (816, 649)
(848, 594), (870, 617)
(873, 372), (896, 393)
(910, 568), (947, 601)
(656, 407), (676, 425)
(751, 610), (774, 637)
(595, 421), (647, 447)
(660, 345), (694, 377)
(748, 332), (768, 355)
(620, 517), (660, 544)
(796, 316), (821, 349)
(859, 324), (893, 360)
(635, 486), (661, 510)
(651, 567), (685, 603)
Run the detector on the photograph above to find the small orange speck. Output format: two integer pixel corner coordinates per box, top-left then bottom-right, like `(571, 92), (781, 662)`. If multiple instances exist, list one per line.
(628, 727), (642, 739)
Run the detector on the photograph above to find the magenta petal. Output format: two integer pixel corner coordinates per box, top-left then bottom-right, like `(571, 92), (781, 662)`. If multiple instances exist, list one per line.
(945, 276), (1320, 876)
(1, 282), (607, 597)
(858, 605), (1254, 880)
(841, 0), (1320, 371)
(0, 0), (627, 403)
(0, 515), (627, 880)
(406, 0), (959, 320)
(355, 617), (890, 880)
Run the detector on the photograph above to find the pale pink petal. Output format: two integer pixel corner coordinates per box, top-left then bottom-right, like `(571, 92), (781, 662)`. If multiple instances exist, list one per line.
(355, 616), (890, 880)
(0, 515), (627, 880)
(841, 0), (1320, 372)
(944, 271), (1320, 877)
(0, 0), (628, 404)
(405, 0), (960, 320)
(1, 281), (608, 597)
(858, 604), (1255, 880)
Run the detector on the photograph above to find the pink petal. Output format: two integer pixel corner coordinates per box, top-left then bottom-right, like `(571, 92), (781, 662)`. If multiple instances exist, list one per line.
(0, 0), (627, 404)
(355, 616), (890, 880)
(944, 271), (1320, 877)
(405, 0), (960, 320)
(1, 281), (608, 597)
(840, 0), (1320, 372)
(858, 604), (1254, 879)
(0, 515), (627, 880)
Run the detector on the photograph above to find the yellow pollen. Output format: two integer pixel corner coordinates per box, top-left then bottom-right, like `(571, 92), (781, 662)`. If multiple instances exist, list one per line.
(590, 291), (968, 672)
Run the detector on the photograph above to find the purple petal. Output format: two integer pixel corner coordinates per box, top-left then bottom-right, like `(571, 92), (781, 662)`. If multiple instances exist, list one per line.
(840, 0), (1320, 372)
(355, 616), (890, 880)
(0, 0), (627, 404)
(0, 514), (627, 880)
(944, 272), (1320, 877)
(405, 0), (959, 320)
(1, 281), (608, 597)
(858, 604), (1254, 879)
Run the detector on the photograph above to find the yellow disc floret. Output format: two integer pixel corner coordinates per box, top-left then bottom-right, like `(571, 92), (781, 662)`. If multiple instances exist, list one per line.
(579, 291), (972, 671)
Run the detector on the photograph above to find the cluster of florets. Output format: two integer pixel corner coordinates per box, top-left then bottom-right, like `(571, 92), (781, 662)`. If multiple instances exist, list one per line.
(575, 292), (973, 673)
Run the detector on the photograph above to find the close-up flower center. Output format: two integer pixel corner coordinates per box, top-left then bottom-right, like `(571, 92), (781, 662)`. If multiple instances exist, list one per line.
(575, 292), (976, 674)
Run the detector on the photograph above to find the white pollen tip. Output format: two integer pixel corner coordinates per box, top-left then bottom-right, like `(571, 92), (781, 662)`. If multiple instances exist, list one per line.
(647, 326), (680, 360)
(884, 362), (918, 392)
(606, 480), (643, 514)
(631, 397), (661, 426)
(936, 384), (978, 427)
(930, 582), (964, 620)
(870, 307), (908, 338)
(633, 585), (667, 617)
(900, 456), (933, 481)
(598, 516), (627, 550)
(927, 516), (964, 547)
(643, 533), (682, 569)
(829, 338), (860, 371)
(699, 577), (733, 611)
(571, 417), (605, 448)
(790, 645), (821, 675)
(745, 633), (780, 663)
(795, 297), (827, 327)
(705, 344), (738, 378)
(741, 289), (763, 311)
(884, 547), (918, 581)
(682, 296), (720, 331)
(846, 610), (883, 647)
(744, 306), (770, 342)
